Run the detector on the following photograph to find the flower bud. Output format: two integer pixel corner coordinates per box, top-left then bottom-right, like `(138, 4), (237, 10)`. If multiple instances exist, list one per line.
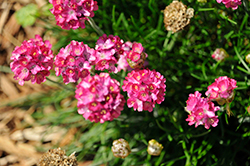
(111, 138), (131, 159)
(211, 48), (229, 62)
(147, 139), (163, 156)
(245, 53), (250, 64)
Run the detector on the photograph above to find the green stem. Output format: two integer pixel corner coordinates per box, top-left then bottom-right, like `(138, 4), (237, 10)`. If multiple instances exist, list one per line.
(235, 46), (250, 74)
(87, 17), (105, 36)
(46, 77), (75, 91)
(198, 8), (215, 11)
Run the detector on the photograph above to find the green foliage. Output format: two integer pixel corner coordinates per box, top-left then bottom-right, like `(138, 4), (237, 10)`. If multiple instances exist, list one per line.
(15, 4), (39, 27)
(5, 0), (250, 165)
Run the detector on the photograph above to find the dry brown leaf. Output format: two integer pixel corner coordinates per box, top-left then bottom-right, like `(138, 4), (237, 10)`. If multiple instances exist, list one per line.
(59, 128), (77, 147)
(0, 74), (19, 99)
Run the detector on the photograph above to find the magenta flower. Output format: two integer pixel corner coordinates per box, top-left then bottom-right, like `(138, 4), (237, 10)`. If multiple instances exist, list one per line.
(125, 42), (148, 69)
(49, 0), (98, 30)
(122, 69), (166, 112)
(185, 91), (220, 129)
(75, 73), (125, 123)
(54, 40), (95, 84)
(94, 34), (129, 73)
(205, 76), (237, 104)
(217, 0), (241, 10)
(10, 35), (53, 86)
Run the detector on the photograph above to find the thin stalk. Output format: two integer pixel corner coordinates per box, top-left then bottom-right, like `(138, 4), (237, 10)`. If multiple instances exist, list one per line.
(46, 77), (75, 91)
(87, 17), (104, 36)
(235, 46), (250, 74)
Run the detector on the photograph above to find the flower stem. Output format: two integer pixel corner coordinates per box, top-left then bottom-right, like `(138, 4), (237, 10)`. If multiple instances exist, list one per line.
(46, 77), (75, 91)
(87, 17), (104, 36)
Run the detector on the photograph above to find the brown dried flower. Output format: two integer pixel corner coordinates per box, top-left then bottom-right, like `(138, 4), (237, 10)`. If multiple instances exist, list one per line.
(163, 0), (194, 33)
(38, 148), (78, 166)
(111, 138), (131, 159)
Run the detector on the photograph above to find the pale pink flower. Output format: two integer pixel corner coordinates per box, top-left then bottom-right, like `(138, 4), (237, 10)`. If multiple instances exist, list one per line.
(211, 48), (229, 62)
(75, 73), (125, 123)
(122, 69), (166, 112)
(185, 91), (220, 129)
(10, 35), (53, 85)
(54, 40), (95, 84)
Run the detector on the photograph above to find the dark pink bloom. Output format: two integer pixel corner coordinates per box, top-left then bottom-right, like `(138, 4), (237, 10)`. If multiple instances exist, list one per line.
(94, 34), (129, 73)
(75, 73), (125, 123)
(122, 69), (166, 112)
(10, 35), (53, 85)
(216, 0), (241, 10)
(54, 40), (95, 84)
(185, 91), (220, 129)
(205, 76), (237, 103)
(49, 0), (98, 30)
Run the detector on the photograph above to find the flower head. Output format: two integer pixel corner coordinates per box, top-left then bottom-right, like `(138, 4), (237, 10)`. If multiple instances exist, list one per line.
(122, 69), (166, 112)
(205, 76), (237, 104)
(49, 0), (98, 30)
(75, 73), (125, 123)
(163, 0), (194, 33)
(111, 138), (131, 159)
(147, 139), (164, 156)
(125, 42), (148, 69)
(216, 0), (241, 10)
(94, 34), (129, 73)
(54, 40), (95, 84)
(185, 91), (220, 129)
(211, 48), (229, 62)
(10, 35), (53, 86)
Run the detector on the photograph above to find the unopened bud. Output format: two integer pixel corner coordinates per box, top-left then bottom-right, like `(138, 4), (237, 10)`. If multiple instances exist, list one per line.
(111, 138), (131, 159)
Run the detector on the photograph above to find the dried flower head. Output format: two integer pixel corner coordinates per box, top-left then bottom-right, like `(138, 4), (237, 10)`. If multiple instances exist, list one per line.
(163, 0), (194, 33)
(111, 138), (131, 159)
(147, 139), (163, 156)
(38, 148), (78, 166)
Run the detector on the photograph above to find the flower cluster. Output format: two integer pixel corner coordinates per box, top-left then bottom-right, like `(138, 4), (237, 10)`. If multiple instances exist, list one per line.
(94, 34), (129, 73)
(122, 69), (166, 112)
(10, 35), (53, 86)
(54, 40), (96, 84)
(49, 0), (98, 30)
(216, 0), (241, 10)
(75, 73), (125, 123)
(111, 138), (131, 159)
(126, 42), (148, 69)
(211, 48), (229, 62)
(185, 91), (220, 129)
(205, 76), (237, 104)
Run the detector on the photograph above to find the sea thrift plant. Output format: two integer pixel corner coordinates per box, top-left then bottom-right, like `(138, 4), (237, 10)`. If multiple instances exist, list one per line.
(122, 69), (166, 112)
(126, 42), (148, 69)
(54, 40), (95, 84)
(10, 35), (53, 86)
(185, 91), (220, 129)
(211, 48), (229, 62)
(49, 0), (98, 30)
(205, 76), (237, 105)
(216, 0), (241, 10)
(94, 34), (129, 73)
(111, 138), (131, 159)
(75, 73), (125, 123)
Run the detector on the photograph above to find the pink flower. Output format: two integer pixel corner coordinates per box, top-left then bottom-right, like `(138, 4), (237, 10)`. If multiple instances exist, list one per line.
(122, 69), (166, 112)
(211, 48), (229, 62)
(185, 91), (220, 129)
(94, 34), (129, 73)
(216, 0), (241, 10)
(75, 73), (125, 123)
(54, 40), (95, 84)
(205, 76), (237, 104)
(49, 0), (98, 30)
(125, 42), (148, 69)
(10, 35), (53, 85)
